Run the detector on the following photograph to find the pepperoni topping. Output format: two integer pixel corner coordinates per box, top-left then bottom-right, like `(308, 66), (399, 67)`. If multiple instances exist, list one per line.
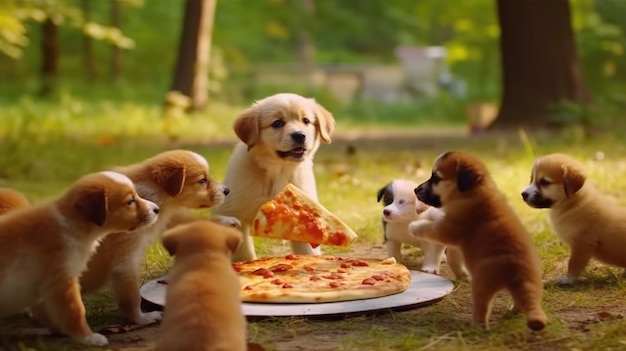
(310, 275), (321, 281)
(271, 279), (283, 285)
(372, 275), (385, 281)
(303, 265), (315, 272)
(340, 262), (351, 269)
(252, 268), (275, 278)
(285, 254), (299, 260)
(231, 263), (242, 273)
(362, 278), (376, 285)
(322, 272), (344, 280)
(329, 282), (342, 288)
(328, 231), (348, 246)
(244, 285), (253, 290)
(352, 260), (370, 267)
(269, 264), (293, 272)
(282, 283), (293, 288)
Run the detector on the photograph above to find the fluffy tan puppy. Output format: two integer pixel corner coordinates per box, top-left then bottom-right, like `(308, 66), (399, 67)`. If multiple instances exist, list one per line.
(78, 150), (237, 324)
(0, 171), (159, 346)
(212, 93), (335, 262)
(157, 220), (246, 351)
(522, 153), (626, 284)
(0, 187), (30, 215)
(409, 151), (547, 331)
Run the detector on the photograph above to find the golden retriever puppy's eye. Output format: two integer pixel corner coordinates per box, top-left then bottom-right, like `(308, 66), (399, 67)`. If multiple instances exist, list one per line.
(271, 120), (285, 129)
(199, 177), (207, 185)
(539, 178), (550, 186)
(303, 117), (311, 125)
(127, 196), (136, 206)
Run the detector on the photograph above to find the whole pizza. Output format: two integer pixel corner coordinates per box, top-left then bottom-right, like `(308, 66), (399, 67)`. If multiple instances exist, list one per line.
(233, 254), (412, 303)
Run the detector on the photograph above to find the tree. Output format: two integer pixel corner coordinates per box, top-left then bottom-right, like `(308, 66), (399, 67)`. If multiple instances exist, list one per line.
(40, 17), (59, 96)
(491, 0), (593, 130)
(110, 0), (122, 81)
(166, 0), (217, 113)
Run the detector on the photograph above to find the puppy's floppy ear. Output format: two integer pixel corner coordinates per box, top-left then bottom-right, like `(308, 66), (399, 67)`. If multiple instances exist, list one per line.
(313, 101), (335, 144)
(561, 165), (585, 197)
(76, 189), (107, 227)
(376, 184), (389, 203)
(153, 164), (185, 197)
(162, 230), (181, 256)
(225, 229), (242, 255)
(456, 162), (482, 192)
(234, 107), (260, 150)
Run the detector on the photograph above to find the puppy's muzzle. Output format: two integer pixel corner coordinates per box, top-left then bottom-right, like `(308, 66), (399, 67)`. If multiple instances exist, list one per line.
(290, 132), (306, 145)
(415, 183), (442, 208)
(521, 190), (553, 208)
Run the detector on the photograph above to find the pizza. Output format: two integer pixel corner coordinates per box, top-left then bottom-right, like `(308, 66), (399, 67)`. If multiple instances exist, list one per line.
(233, 254), (412, 303)
(252, 184), (358, 248)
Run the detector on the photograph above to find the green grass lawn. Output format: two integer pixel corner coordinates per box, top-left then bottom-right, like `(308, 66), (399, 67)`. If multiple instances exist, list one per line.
(1, 100), (626, 350)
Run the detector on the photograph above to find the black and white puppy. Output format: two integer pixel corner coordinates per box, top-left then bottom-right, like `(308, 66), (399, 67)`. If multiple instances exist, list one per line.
(377, 179), (450, 274)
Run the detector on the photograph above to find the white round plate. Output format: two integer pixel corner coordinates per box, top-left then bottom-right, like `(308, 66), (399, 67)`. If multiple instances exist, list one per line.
(141, 270), (454, 318)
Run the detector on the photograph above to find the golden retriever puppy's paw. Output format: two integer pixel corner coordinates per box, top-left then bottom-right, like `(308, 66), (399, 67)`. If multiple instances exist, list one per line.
(553, 274), (576, 285)
(134, 311), (163, 325)
(81, 333), (108, 346)
(210, 215), (242, 228)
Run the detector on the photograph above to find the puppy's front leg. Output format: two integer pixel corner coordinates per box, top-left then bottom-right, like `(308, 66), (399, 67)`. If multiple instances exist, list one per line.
(111, 268), (162, 324)
(42, 277), (107, 346)
(555, 244), (593, 285)
(409, 219), (439, 242)
(232, 223), (257, 262)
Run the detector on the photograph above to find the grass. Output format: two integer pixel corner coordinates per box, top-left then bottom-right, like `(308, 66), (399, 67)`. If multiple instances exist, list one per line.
(2, 98), (626, 350)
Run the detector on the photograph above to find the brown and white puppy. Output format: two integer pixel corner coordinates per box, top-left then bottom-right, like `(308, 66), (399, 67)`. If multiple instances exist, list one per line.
(522, 153), (626, 284)
(212, 93), (335, 262)
(377, 179), (466, 278)
(0, 187), (30, 215)
(0, 171), (159, 346)
(157, 220), (246, 351)
(78, 150), (237, 325)
(409, 151), (547, 331)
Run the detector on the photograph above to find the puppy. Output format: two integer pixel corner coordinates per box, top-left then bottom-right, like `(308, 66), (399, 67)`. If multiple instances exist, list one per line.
(212, 93), (335, 261)
(409, 151), (547, 331)
(77, 150), (236, 325)
(0, 187), (30, 215)
(0, 171), (159, 346)
(157, 220), (246, 351)
(377, 179), (466, 278)
(522, 153), (626, 284)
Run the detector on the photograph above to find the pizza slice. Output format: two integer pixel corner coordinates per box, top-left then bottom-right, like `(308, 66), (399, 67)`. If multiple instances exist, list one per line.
(252, 184), (358, 248)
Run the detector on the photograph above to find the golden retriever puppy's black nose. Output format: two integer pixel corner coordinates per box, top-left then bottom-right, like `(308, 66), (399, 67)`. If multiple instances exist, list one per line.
(521, 191), (530, 201)
(291, 132), (306, 144)
(223, 187), (230, 196)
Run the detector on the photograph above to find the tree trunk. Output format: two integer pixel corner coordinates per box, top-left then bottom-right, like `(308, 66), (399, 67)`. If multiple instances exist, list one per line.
(40, 18), (59, 97)
(111, 0), (122, 82)
(491, 0), (592, 130)
(296, 0), (315, 74)
(82, 0), (96, 81)
(167, 0), (217, 112)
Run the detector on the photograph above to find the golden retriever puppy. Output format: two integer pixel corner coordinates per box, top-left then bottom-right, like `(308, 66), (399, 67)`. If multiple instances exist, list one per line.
(78, 150), (237, 325)
(522, 153), (626, 284)
(0, 187), (30, 215)
(212, 93), (335, 261)
(157, 220), (246, 351)
(409, 151), (547, 331)
(0, 171), (159, 346)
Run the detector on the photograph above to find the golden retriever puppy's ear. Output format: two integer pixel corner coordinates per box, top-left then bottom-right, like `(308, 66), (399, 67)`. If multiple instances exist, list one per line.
(456, 162), (482, 192)
(76, 190), (108, 227)
(314, 102), (335, 144)
(162, 231), (180, 256)
(561, 165), (585, 197)
(153, 164), (186, 197)
(234, 107), (260, 150)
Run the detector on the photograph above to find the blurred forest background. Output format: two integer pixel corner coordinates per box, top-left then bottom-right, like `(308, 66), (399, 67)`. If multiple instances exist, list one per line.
(0, 0), (625, 134)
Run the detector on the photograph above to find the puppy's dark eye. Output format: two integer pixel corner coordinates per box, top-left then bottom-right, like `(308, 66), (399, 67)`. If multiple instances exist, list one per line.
(271, 120), (285, 129)
(199, 177), (207, 184)
(302, 117), (311, 125)
(399, 200), (406, 205)
(127, 197), (136, 206)
(539, 178), (550, 186)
